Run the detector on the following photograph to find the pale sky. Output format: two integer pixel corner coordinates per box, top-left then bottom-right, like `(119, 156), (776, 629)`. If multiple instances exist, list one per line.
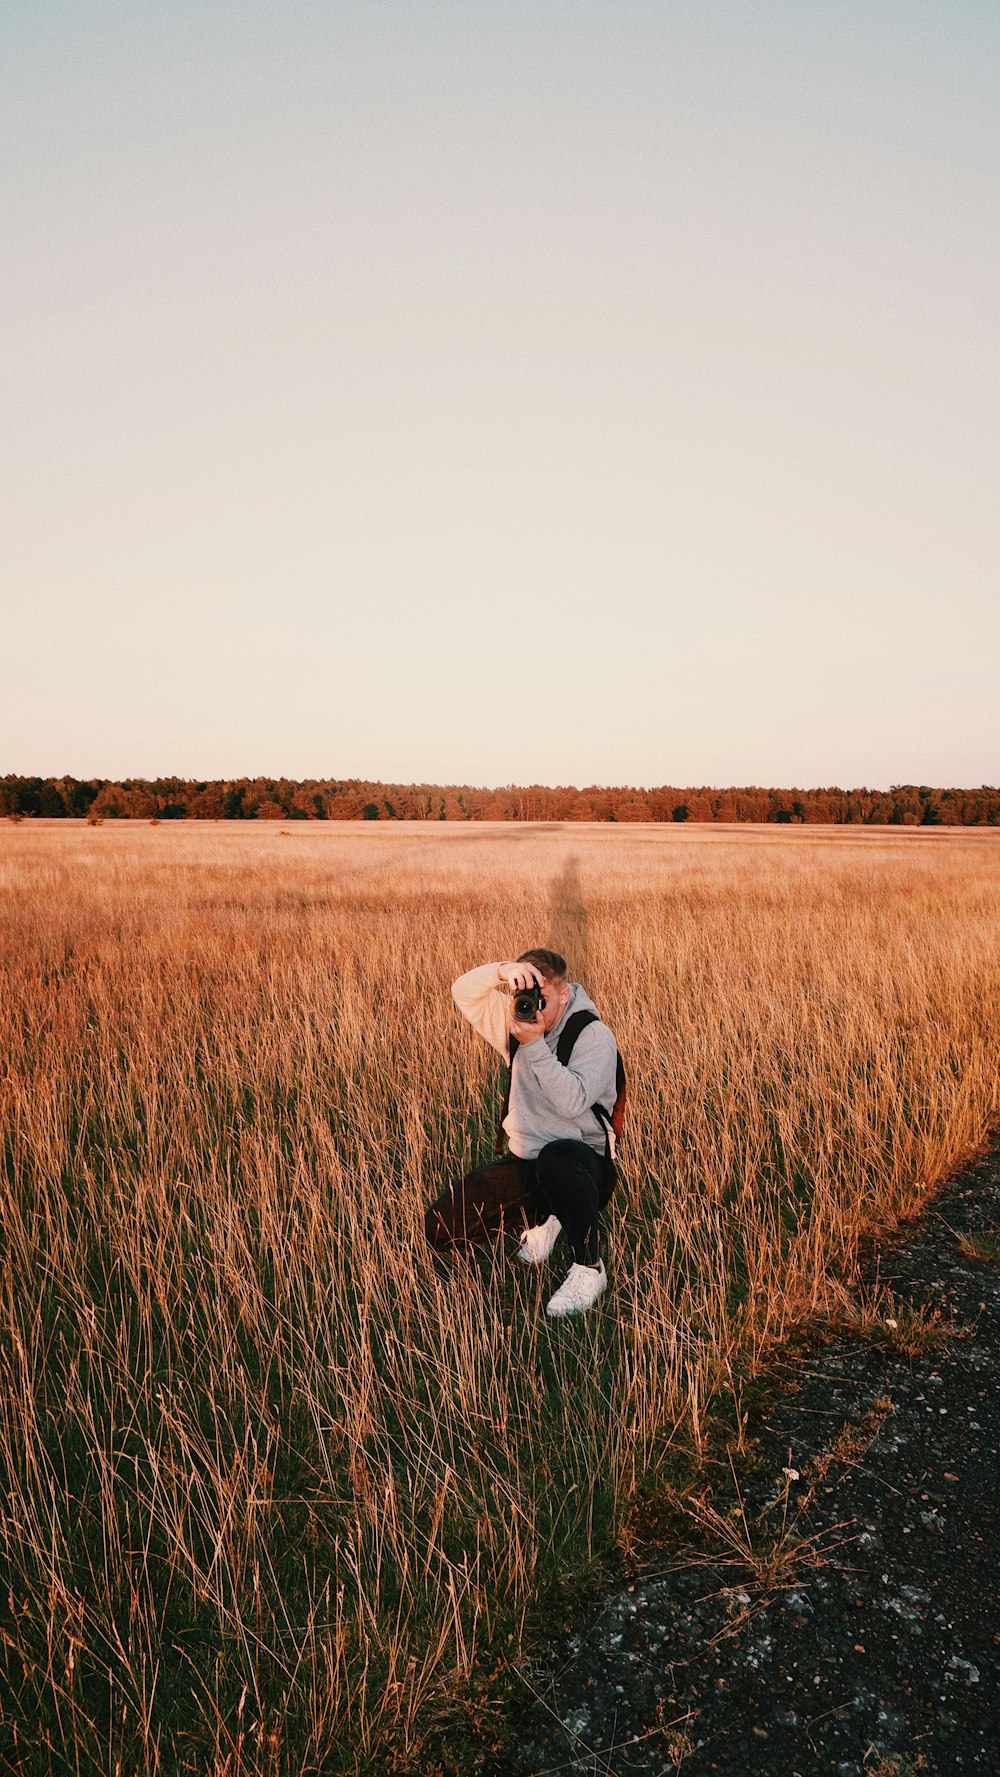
(2, 1), (997, 790)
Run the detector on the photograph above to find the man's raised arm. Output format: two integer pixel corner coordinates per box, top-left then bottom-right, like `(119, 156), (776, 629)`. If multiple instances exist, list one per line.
(451, 963), (511, 1058)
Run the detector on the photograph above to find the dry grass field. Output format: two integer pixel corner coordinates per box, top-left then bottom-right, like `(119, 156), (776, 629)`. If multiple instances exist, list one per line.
(2, 820), (1000, 1774)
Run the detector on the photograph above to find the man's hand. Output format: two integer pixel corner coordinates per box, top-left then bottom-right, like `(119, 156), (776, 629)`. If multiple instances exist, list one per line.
(500, 961), (546, 1041)
(497, 960), (543, 992)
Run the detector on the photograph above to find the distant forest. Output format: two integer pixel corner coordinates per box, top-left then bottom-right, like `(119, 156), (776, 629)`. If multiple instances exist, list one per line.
(3, 776), (999, 825)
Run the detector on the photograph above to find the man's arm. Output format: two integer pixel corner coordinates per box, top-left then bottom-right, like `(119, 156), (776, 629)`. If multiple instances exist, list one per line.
(451, 963), (511, 1058)
(518, 1021), (618, 1121)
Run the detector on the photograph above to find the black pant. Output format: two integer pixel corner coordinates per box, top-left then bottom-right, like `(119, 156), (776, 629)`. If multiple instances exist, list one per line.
(425, 1138), (614, 1267)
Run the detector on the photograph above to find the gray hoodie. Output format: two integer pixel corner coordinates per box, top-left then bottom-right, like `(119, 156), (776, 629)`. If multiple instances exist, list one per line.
(450, 962), (619, 1162)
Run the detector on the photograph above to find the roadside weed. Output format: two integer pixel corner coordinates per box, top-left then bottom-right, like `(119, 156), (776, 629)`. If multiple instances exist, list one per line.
(834, 1287), (973, 1358)
(954, 1229), (1000, 1264)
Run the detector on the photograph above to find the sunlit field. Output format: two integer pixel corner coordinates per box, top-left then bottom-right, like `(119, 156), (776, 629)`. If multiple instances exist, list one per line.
(3, 820), (1000, 1773)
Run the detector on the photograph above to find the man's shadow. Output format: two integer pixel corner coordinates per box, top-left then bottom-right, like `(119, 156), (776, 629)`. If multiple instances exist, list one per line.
(548, 857), (593, 991)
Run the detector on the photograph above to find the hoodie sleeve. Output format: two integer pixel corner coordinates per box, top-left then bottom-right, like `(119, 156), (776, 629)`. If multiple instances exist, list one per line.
(451, 962), (511, 1059)
(518, 1020), (618, 1122)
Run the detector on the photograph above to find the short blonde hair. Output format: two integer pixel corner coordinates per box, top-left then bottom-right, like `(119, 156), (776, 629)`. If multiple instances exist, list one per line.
(516, 948), (567, 982)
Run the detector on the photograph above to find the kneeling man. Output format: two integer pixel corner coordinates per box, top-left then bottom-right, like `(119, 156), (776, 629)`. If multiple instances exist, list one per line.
(424, 948), (619, 1317)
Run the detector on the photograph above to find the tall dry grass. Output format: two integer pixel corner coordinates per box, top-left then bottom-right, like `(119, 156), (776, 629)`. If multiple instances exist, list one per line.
(2, 821), (999, 1773)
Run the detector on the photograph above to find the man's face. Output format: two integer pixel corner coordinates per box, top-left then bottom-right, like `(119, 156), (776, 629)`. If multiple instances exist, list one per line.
(537, 974), (571, 1033)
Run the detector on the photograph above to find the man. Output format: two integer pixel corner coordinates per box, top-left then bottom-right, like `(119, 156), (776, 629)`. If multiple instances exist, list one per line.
(424, 947), (619, 1317)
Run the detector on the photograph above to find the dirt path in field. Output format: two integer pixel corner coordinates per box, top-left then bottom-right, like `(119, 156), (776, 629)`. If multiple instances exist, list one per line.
(478, 1142), (1000, 1776)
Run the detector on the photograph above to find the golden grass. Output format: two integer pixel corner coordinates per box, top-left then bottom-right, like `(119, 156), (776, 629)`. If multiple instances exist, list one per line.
(1, 820), (999, 1772)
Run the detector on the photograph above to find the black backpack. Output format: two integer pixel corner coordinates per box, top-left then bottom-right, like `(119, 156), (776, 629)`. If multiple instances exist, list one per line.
(495, 1009), (627, 1160)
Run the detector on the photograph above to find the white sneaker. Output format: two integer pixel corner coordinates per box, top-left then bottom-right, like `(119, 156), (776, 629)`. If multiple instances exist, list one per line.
(545, 1260), (608, 1317)
(517, 1214), (562, 1265)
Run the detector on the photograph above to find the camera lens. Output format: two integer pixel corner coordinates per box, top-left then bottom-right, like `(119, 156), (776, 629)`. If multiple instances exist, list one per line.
(514, 985), (545, 1020)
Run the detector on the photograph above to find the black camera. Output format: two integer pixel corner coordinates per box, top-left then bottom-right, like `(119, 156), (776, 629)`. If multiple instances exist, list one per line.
(513, 981), (546, 1022)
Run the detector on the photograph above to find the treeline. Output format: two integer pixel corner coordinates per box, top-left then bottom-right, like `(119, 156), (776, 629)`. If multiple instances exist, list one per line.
(3, 775), (999, 825)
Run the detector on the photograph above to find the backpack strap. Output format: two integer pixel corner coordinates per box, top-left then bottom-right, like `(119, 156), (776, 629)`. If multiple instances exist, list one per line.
(556, 1010), (618, 1163)
(554, 1008), (599, 1066)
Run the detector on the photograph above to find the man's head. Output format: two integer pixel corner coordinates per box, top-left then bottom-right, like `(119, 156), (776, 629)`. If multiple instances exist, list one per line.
(517, 948), (571, 1033)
